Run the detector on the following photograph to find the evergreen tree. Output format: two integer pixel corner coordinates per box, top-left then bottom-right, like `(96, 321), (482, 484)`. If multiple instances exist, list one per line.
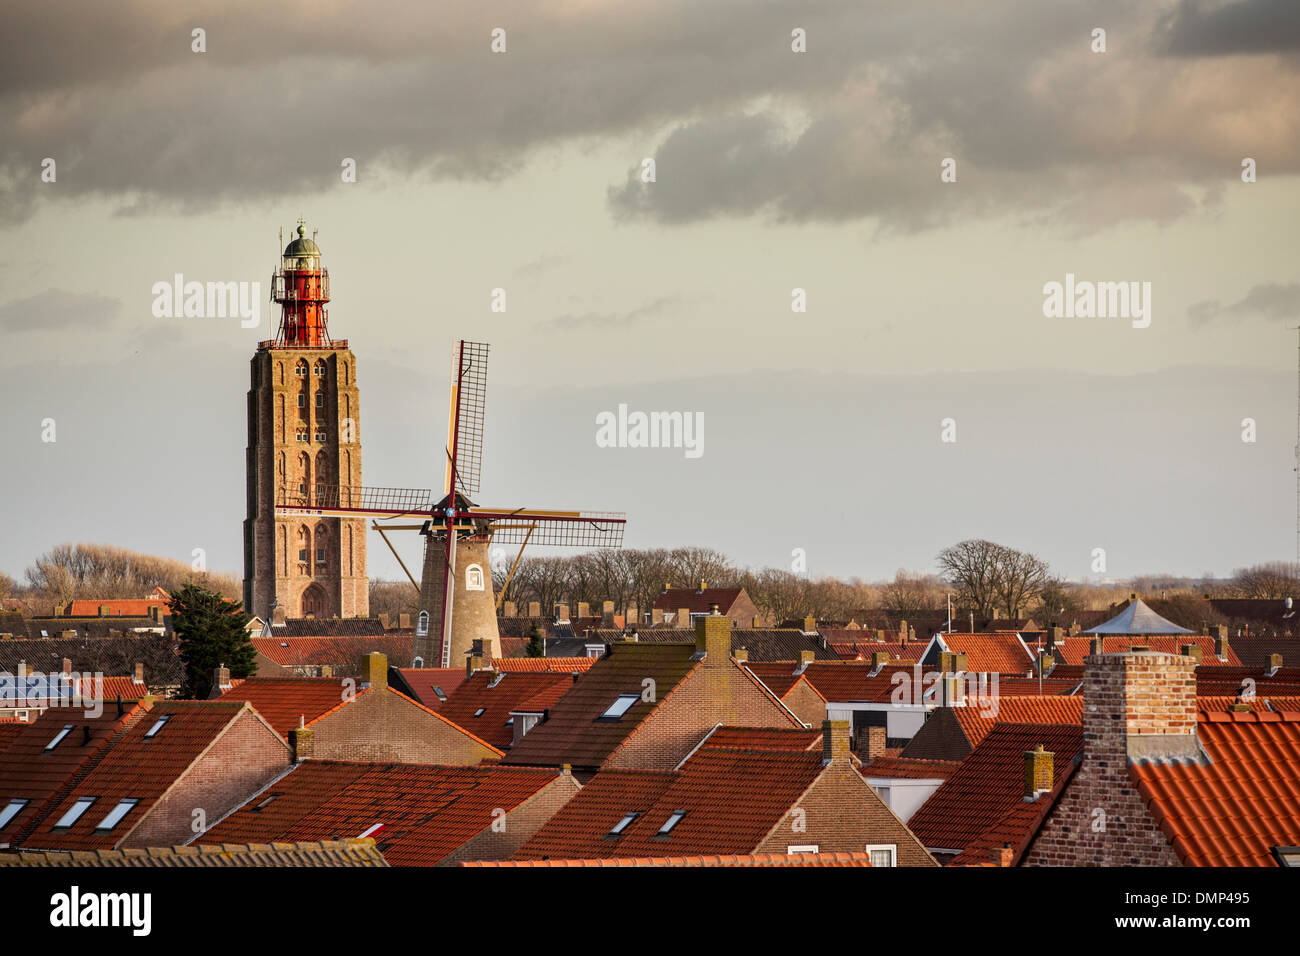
(526, 622), (544, 658)
(170, 583), (257, 698)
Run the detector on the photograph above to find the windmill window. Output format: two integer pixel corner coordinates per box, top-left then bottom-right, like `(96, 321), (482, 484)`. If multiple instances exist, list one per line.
(598, 694), (639, 720)
(416, 611), (429, 637)
(466, 564), (484, 591)
(45, 724), (74, 751)
(0, 799), (28, 829)
(53, 797), (95, 829)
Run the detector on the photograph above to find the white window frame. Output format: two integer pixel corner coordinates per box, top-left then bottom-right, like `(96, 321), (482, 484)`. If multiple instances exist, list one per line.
(788, 844), (819, 854)
(865, 843), (897, 867)
(465, 564), (485, 591)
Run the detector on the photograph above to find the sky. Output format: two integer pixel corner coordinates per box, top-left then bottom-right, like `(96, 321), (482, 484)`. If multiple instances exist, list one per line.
(1, 0), (1298, 586)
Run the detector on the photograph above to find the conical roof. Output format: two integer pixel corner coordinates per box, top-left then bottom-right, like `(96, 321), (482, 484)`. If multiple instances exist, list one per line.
(1082, 598), (1193, 635)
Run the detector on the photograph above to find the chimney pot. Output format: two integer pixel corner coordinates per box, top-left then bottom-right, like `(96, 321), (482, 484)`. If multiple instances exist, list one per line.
(133, 661), (145, 684)
(61, 657), (72, 676)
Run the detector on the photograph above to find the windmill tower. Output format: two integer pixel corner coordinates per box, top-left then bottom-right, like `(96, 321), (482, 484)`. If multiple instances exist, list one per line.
(275, 339), (626, 668)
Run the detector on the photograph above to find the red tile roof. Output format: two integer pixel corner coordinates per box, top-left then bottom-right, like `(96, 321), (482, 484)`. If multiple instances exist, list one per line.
(651, 587), (746, 614)
(492, 657), (598, 673)
(436, 671), (580, 750)
(907, 722), (1084, 853)
(1053, 634), (1241, 666)
(1131, 710), (1300, 866)
(797, 662), (918, 703)
(197, 761), (568, 866)
(514, 747), (828, 860)
(462, 851), (873, 867)
(951, 696), (1085, 750)
(0, 702), (147, 844)
(502, 643), (702, 770)
(391, 667), (468, 708)
(931, 633), (1035, 674)
(741, 663), (826, 700)
(252, 635), (413, 668)
(216, 678), (352, 737)
(66, 599), (168, 617)
(860, 756), (961, 780)
(949, 760), (1080, 867)
(701, 727), (821, 752)
(27, 701), (276, 850)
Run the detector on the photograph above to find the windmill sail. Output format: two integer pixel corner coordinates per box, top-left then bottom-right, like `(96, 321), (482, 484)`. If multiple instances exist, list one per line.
(446, 340), (489, 496)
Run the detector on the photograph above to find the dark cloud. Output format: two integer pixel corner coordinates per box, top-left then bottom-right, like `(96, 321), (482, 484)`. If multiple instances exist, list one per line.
(1, 1), (1297, 232)
(1157, 0), (1300, 56)
(0, 289), (121, 332)
(1188, 282), (1300, 326)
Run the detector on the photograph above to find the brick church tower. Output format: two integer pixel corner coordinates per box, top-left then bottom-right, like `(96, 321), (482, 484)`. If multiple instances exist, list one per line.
(243, 222), (368, 621)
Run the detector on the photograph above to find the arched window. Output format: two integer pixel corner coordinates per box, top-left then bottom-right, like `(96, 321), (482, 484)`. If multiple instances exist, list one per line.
(416, 611), (429, 637)
(296, 525), (309, 567)
(313, 359), (327, 378)
(295, 359), (308, 377)
(275, 362), (284, 386)
(466, 564), (485, 591)
(314, 523), (327, 568)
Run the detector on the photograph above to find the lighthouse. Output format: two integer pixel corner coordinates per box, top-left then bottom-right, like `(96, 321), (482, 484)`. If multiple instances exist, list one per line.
(242, 222), (368, 621)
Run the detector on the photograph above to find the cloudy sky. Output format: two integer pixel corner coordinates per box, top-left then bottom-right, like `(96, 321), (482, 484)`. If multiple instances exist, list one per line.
(1, 0), (1298, 587)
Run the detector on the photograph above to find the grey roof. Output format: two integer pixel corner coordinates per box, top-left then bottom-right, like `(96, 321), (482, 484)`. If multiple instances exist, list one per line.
(0, 839), (387, 867)
(1082, 598), (1194, 635)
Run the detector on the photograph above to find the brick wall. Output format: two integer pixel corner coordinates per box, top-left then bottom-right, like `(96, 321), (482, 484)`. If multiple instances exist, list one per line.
(309, 685), (499, 764)
(898, 708), (972, 761)
(441, 774), (582, 866)
(1024, 652), (1190, 867)
(125, 707), (291, 848)
(781, 679), (828, 727)
(752, 723), (937, 866)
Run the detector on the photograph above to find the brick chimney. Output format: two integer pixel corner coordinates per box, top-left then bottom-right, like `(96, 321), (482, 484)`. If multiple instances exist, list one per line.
(898, 619), (908, 639)
(864, 724), (887, 759)
(1048, 626), (1063, 653)
(1215, 625), (1229, 659)
(528, 601), (541, 618)
(398, 612), (411, 629)
(1083, 650), (1201, 768)
(289, 716), (314, 762)
(802, 615), (816, 635)
(577, 602), (591, 619)
(798, 649), (815, 672)
(601, 601), (615, 627)
(364, 652), (388, 690)
(1089, 636), (1104, 655)
(651, 608), (664, 624)
(871, 651), (890, 670)
(504, 600), (517, 618)
(61, 657), (72, 676)
(627, 603), (639, 624)
(1268, 652), (1284, 674)
(822, 719), (850, 765)
(694, 611), (732, 662)
(466, 640), (484, 677)
(1024, 745), (1053, 799)
(1181, 643), (1204, 665)
(271, 600), (287, 627)
(733, 647), (748, 663)
(133, 662), (145, 684)
(555, 603), (570, 623)
(676, 607), (691, 628)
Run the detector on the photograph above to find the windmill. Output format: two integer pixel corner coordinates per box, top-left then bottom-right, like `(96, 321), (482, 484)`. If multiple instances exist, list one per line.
(275, 339), (626, 668)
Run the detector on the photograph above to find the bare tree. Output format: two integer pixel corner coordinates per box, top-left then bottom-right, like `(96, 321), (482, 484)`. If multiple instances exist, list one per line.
(1230, 562), (1300, 600)
(880, 570), (944, 614)
(668, 547), (735, 589)
(937, 539), (1049, 619)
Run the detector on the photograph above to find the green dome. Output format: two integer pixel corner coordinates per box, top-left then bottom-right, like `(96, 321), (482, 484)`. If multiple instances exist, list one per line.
(284, 222), (321, 258)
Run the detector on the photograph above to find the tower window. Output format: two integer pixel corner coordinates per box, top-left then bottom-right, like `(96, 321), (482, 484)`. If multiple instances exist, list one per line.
(298, 548), (308, 563)
(297, 394), (305, 408)
(316, 548), (326, 565)
(314, 431), (327, 443)
(315, 393), (324, 407)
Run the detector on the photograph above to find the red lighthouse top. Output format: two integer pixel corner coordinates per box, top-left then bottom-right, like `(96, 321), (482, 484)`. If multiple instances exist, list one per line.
(272, 221), (332, 347)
